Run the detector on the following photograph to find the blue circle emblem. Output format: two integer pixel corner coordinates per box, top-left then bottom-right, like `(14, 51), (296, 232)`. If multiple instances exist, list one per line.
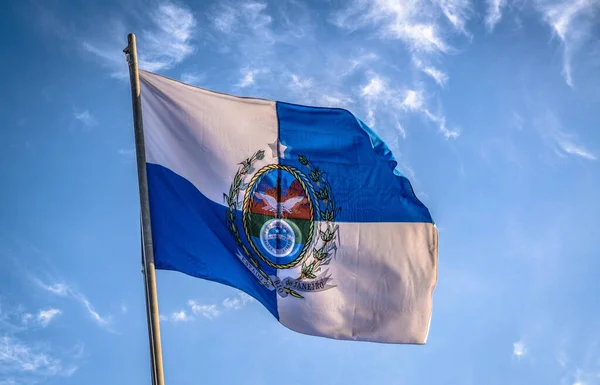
(260, 219), (295, 258)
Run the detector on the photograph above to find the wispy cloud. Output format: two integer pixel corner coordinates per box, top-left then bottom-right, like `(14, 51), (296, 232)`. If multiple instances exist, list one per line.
(71, 292), (111, 329)
(222, 292), (255, 310)
(170, 310), (193, 322)
(534, 0), (599, 87)
(36, 279), (113, 331)
(360, 73), (390, 127)
(513, 340), (526, 357)
(82, 1), (197, 77)
(139, 2), (197, 72)
(423, 66), (449, 86)
(163, 292), (255, 324)
(536, 110), (596, 160)
(401, 90), (424, 111)
(333, 2), (463, 140)
(36, 283), (68, 297)
(423, 109), (460, 139)
(287, 74), (313, 96)
(180, 72), (205, 86)
(237, 67), (268, 88)
(21, 314), (33, 326)
(211, 1), (274, 46)
(0, 336), (80, 381)
(412, 57), (449, 86)
(317, 94), (354, 108)
(437, 0), (472, 33)
(187, 301), (221, 320)
(485, 0), (507, 31)
(73, 109), (96, 127)
(361, 74), (386, 99)
(359, 73), (459, 138)
(2, 306), (61, 330)
(0, 336), (63, 376)
(37, 309), (61, 328)
(332, 0), (471, 54)
(342, 52), (379, 77)
(555, 339), (600, 385)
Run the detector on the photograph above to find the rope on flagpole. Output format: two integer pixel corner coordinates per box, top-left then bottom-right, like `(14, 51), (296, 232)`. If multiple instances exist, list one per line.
(124, 33), (166, 385)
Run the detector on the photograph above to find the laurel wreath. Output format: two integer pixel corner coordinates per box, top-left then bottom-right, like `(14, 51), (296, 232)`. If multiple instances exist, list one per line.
(224, 150), (340, 299)
(296, 155), (340, 282)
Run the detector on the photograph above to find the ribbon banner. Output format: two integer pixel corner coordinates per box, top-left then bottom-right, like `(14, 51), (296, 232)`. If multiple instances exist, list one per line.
(236, 250), (336, 297)
(270, 275), (335, 298)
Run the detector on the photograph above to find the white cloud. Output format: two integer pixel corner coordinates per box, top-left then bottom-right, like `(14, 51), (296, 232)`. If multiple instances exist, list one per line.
(238, 68), (256, 88)
(396, 122), (407, 139)
(180, 72), (205, 86)
(513, 340), (526, 357)
(83, 1), (197, 77)
(343, 52), (379, 77)
(331, 1), (465, 142)
(188, 301), (221, 320)
(535, 0), (599, 87)
(485, 0), (507, 31)
(237, 68), (268, 88)
(211, 1), (274, 44)
(170, 311), (192, 322)
(536, 111), (596, 160)
(73, 109), (96, 127)
(0, 336), (79, 379)
(164, 292), (254, 324)
(222, 292), (255, 310)
(401, 90), (424, 111)
(289, 74), (313, 91)
(423, 109), (460, 139)
(213, 5), (237, 34)
(423, 66), (449, 86)
(359, 74), (458, 138)
(557, 347), (600, 385)
(0, 336), (62, 375)
(360, 73), (393, 128)
(412, 56), (449, 86)
(361, 75), (386, 98)
(558, 142), (597, 160)
(332, 0), (471, 54)
(318, 94), (354, 108)
(140, 2), (197, 72)
(71, 292), (111, 329)
(365, 109), (376, 127)
(36, 282), (68, 297)
(21, 314), (33, 325)
(437, 0), (472, 33)
(36, 280), (113, 331)
(37, 309), (61, 328)
(120, 304), (127, 314)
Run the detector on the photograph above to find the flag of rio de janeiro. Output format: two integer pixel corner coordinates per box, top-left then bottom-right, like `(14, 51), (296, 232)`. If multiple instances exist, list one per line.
(139, 70), (438, 344)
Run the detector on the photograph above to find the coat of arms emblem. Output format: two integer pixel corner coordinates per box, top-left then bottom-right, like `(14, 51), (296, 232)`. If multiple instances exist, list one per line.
(224, 146), (340, 299)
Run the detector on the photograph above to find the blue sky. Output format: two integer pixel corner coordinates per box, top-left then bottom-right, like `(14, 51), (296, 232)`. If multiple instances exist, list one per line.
(1, 0), (600, 384)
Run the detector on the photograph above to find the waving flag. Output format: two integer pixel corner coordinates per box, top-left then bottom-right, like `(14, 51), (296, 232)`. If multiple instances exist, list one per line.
(139, 70), (438, 344)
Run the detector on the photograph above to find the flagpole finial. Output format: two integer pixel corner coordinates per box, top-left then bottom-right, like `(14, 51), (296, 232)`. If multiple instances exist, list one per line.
(123, 33), (136, 63)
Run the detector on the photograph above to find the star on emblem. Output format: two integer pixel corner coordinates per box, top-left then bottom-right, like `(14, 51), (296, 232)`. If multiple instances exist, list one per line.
(268, 140), (288, 159)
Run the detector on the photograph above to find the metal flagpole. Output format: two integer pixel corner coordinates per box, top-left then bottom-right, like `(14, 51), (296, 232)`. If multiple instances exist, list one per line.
(141, 227), (157, 385)
(124, 33), (166, 385)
